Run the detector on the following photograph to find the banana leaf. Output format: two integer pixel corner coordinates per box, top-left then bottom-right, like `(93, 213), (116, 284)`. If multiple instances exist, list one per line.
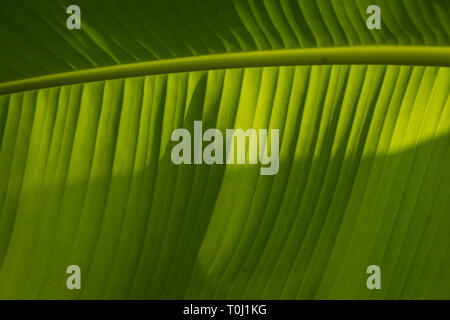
(0, 0), (449, 299)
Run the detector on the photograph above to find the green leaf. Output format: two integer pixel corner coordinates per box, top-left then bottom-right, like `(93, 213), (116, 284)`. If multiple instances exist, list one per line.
(0, 0), (449, 299)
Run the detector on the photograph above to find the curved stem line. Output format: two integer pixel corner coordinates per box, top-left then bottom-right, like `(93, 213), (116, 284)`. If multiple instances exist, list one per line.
(1, 46), (449, 95)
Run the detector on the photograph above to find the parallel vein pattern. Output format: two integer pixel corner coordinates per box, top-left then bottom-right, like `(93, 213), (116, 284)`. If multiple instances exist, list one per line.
(0, 66), (448, 299)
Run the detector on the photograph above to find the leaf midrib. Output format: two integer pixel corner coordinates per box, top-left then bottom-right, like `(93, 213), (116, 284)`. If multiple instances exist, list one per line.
(1, 46), (449, 95)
